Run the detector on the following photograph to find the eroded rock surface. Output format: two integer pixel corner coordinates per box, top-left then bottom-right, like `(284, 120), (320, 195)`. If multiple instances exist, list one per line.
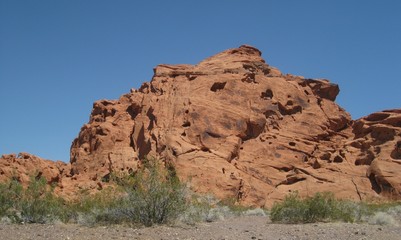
(0, 153), (68, 186)
(1, 45), (400, 206)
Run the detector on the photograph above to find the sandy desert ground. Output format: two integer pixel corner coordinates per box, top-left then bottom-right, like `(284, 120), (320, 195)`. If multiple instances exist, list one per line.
(1, 216), (400, 240)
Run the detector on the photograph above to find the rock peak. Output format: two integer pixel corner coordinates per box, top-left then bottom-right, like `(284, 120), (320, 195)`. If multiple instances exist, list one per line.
(198, 45), (265, 68)
(238, 44), (262, 56)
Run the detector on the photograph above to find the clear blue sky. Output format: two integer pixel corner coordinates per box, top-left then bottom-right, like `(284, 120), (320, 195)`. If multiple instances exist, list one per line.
(1, 1), (400, 162)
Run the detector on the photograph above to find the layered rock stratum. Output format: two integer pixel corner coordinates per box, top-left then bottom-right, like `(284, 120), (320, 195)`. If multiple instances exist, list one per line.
(1, 45), (400, 206)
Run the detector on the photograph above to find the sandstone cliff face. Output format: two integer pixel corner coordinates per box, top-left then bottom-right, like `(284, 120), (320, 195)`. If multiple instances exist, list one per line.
(352, 110), (401, 197)
(1, 45), (400, 206)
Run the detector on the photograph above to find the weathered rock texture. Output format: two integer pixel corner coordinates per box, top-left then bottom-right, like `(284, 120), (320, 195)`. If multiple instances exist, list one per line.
(0, 153), (68, 186)
(1, 45), (401, 206)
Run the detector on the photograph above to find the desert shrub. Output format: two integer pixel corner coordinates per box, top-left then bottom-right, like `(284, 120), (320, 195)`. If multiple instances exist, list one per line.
(242, 208), (267, 217)
(95, 157), (187, 226)
(178, 194), (217, 224)
(62, 187), (125, 225)
(0, 176), (67, 223)
(179, 194), (267, 224)
(0, 179), (23, 218)
(270, 192), (356, 223)
(368, 212), (398, 226)
(123, 158), (187, 226)
(270, 191), (307, 223)
(360, 202), (401, 226)
(385, 205), (401, 222)
(17, 176), (66, 223)
(218, 197), (252, 215)
(211, 197), (267, 220)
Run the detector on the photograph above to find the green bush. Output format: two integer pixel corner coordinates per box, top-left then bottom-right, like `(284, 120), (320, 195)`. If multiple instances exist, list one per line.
(0, 179), (23, 218)
(0, 176), (67, 223)
(18, 176), (66, 223)
(113, 157), (187, 226)
(0, 158), (187, 226)
(66, 187), (124, 224)
(270, 192), (356, 223)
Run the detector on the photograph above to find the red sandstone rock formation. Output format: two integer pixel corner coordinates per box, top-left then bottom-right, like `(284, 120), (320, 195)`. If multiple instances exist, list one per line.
(1, 45), (400, 206)
(352, 110), (401, 197)
(0, 153), (68, 186)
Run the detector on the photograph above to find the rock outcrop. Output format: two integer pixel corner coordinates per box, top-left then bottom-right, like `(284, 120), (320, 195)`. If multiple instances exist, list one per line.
(0, 153), (68, 186)
(352, 110), (401, 197)
(1, 45), (400, 206)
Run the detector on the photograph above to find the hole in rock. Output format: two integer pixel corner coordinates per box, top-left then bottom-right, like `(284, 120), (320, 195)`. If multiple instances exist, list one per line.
(289, 142), (296, 147)
(333, 155), (343, 163)
(263, 110), (277, 118)
(278, 166), (292, 172)
(278, 103), (302, 115)
(354, 151), (374, 165)
(210, 82), (227, 92)
(102, 173), (110, 183)
(186, 73), (197, 81)
(390, 140), (401, 159)
(126, 104), (141, 120)
(172, 149), (177, 156)
(206, 131), (221, 138)
(320, 152), (331, 161)
(182, 121), (191, 127)
(286, 176), (307, 185)
(201, 146), (209, 152)
(371, 127), (395, 142)
(368, 174), (381, 194)
(261, 89), (273, 100)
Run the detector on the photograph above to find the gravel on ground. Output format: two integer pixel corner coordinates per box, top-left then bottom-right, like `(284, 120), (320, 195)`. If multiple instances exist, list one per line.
(1, 216), (400, 240)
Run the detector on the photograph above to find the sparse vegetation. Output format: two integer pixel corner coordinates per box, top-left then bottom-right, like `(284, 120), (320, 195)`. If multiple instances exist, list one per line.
(1, 166), (400, 227)
(0, 176), (66, 223)
(94, 157), (188, 226)
(64, 187), (126, 225)
(0, 178), (23, 218)
(18, 176), (66, 223)
(270, 192), (359, 223)
(270, 191), (401, 225)
(0, 157), (188, 226)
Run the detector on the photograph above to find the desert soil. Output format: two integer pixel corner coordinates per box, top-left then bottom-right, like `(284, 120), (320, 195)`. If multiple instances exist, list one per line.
(0, 216), (400, 240)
